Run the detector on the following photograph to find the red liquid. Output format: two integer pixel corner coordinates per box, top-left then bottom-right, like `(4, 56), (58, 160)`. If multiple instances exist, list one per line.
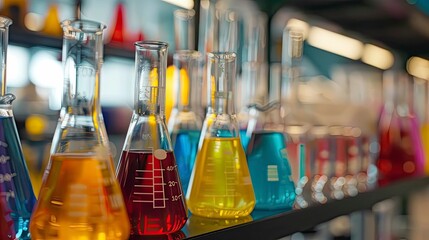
(117, 150), (187, 235)
(377, 112), (425, 186)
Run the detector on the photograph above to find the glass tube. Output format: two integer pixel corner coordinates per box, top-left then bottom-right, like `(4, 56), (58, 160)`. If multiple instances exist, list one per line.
(174, 9), (195, 51)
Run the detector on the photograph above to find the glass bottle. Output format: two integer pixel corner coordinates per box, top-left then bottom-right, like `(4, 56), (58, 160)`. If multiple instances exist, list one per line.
(167, 50), (202, 194)
(0, 16), (35, 240)
(29, 19), (130, 239)
(116, 41), (187, 236)
(186, 52), (255, 218)
(377, 71), (425, 186)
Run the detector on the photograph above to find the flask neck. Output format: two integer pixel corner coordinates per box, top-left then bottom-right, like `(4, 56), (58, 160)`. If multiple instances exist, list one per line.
(61, 19), (105, 117)
(173, 50), (202, 113)
(174, 9), (195, 51)
(281, 28), (303, 106)
(206, 52), (236, 115)
(0, 17), (12, 97)
(134, 41), (169, 116)
(383, 71), (412, 115)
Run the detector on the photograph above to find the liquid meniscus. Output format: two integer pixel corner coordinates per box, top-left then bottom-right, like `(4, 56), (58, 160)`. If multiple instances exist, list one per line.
(187, 137), (255, 218)
(29, 153), (130, 240)
(117, 150), (187, 235)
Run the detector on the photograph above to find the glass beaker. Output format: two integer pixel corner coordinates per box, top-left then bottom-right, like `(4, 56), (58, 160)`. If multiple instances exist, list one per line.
(116, 41), (187, 236)
(0, 16), (36, 240)
(29, 19), (130, 240)
(377, 71), (425, 186)
(186, 52), (255, 218)
(167, 50), (203, 194)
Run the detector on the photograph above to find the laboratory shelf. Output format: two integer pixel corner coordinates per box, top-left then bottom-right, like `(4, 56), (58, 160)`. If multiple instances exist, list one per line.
(184, 176), (429, 240)
(9, 26), (135, 59)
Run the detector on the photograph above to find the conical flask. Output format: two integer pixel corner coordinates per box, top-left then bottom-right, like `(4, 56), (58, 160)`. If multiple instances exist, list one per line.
(187, 52), (255, 218)
(0, 16), (36, 240)
(377, 71), (425, 186)
(116, 41), (187, 236)
(29, 19), (130, 239)
(246, 28), (307, 210)
(167, 50), (203, 194)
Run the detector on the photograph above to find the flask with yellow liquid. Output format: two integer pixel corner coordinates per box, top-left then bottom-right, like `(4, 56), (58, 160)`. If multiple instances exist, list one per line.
(186, 52), (255, 218)
(29, 19), (130, 240)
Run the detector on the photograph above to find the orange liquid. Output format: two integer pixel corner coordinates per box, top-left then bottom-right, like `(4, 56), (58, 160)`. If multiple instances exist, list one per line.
(29, 153), (130, 240)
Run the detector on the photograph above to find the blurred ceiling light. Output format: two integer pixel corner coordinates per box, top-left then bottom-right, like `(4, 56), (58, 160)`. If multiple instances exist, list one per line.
(7, 45), (30, 87)
(286, 18), (310, 39)
(24, 12), (44, 31)
(162, 0), (194, 9)
(407, 56), (429, 80)
(308, 26), (363, 60)
(361, 44), (394, 70)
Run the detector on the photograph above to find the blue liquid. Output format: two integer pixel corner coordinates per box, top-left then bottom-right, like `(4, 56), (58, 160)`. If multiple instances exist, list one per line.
(171, 129), (200, 193)
(240, 129), (250, 151)
(247, 131), (295, 210)
(0, 116), (36, 239)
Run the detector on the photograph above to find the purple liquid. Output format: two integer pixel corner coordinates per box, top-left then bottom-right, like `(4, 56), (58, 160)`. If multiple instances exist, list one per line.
(117, 150), (187, 235)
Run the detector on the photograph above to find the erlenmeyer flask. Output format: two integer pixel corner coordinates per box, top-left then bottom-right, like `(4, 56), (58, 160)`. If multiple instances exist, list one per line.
(187, 52), (255, 218)
(377, 71), (425, 186)
(167, 50), (203, 194)
(0, 16), (36, 239)
(29, 19), (130, 239)
(116, 41), (187, 236)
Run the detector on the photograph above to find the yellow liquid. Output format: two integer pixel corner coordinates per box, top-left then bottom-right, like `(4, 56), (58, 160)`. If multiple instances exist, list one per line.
(30, 153), (130, 240)
(186, 137), (255, 218)
(421, 124), (429, 174)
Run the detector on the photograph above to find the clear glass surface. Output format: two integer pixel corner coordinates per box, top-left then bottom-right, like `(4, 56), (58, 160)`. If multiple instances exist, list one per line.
(30, 19), (130, 240)
(116, 41), (187, 236)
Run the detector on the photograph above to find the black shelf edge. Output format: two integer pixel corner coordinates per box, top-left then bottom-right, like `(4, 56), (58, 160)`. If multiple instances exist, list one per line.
(9, 27), (135, 59)
(187, 177), (429, 240)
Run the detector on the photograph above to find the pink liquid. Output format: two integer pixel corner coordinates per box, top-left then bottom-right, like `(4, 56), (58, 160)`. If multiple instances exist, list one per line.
(0, 186), (14, 239)
(117, 150), (187, 235)
(377, 111), (425, 186)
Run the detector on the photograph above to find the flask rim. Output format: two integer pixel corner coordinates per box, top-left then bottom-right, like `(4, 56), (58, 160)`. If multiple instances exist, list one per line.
(174, 9), (195, 20)
(61, 19), (106, 34)
(207, 52), (236, 61)
(0, 16), (12, 28)
(135, 41), (168, 50)
(173, 50), (202, 60)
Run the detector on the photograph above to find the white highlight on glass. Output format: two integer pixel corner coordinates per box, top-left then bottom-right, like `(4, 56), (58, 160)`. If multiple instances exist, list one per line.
(162, 0), (194, 9)
(407, 56), (429, 80)
(361, 44), (394, 70)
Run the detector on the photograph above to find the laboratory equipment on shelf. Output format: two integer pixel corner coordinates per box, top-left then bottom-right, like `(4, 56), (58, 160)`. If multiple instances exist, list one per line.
(246, 28), (307, 210)
(186, 52), (255, 218)
(0, 16), (36, 240)
(29, 19), (130, 240)
(167, 50), (203, 194)
(116, 41), (187, 236)
(377, 71), (425, 186)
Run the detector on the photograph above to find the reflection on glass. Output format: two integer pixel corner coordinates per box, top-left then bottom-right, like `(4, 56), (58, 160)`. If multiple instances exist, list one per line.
(128, 231), (186, 240)
(186, 214), (252, 237)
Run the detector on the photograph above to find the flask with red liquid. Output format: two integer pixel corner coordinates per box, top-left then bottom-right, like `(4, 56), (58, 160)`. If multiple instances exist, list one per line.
(377, 71), (425, 186)
(116, 41), (187, 236)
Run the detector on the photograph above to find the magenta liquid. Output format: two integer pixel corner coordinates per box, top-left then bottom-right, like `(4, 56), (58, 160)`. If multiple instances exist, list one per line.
(117, 150), (187, 235)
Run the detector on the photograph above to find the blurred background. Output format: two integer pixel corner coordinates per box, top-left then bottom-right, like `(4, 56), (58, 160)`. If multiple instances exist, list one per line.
(2, 0), (429, 238)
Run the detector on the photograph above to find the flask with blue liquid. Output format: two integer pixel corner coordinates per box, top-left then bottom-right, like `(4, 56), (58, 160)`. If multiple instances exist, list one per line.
(0, 16), (36, 239)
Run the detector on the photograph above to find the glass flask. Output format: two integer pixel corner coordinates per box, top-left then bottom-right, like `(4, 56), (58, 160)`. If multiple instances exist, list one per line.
(116, 41), (187, 236)
(0, 16), (36, 240)
(166, 9), (196, 122)
(377, 71), (425, 186)
(167, 50), (203, 194)
(186, 52), (255, 218)
(29, 19), (130, 240)
(246, 28), (305, 210)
